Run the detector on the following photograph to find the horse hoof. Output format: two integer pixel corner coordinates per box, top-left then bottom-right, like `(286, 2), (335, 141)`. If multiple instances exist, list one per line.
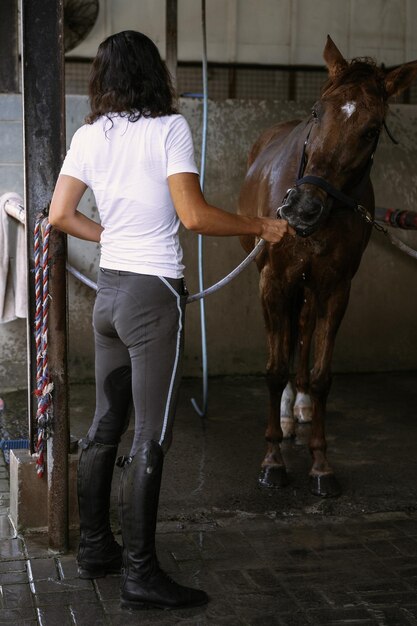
(309, 474), (341, 498)
(259, 466), (289, 489)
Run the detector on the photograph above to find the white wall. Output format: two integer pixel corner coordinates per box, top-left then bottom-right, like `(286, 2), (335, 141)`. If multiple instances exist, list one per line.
(68, 0), (417, 67)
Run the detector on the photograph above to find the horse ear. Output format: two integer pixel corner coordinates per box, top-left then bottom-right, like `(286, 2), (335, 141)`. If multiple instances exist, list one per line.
(384, 60), (417, 98)
(323, 35), (348, 79)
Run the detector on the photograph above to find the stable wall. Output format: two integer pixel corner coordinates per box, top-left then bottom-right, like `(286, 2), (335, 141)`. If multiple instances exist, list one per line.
(0, 94), (417, 390)
(68, 0), (417, 67)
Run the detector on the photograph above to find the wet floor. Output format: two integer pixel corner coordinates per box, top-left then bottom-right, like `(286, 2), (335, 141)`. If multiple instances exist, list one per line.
(2, 372), (417, 521)
(1, 373), (417, 624)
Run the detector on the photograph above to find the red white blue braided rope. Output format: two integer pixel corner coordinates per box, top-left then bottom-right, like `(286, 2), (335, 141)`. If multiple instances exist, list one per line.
(33, 217), (53, 478)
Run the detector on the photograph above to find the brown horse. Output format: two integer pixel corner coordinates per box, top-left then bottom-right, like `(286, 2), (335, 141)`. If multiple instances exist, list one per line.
(238, 36), (417, 497)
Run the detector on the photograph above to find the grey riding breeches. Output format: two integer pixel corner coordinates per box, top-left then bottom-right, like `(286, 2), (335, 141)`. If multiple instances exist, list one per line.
(87, 268), (187, 456)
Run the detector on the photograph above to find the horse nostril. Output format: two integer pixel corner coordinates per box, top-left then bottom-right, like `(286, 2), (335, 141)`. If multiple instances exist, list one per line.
(279, 187), (329, 235)
(307, 199), (324, 221)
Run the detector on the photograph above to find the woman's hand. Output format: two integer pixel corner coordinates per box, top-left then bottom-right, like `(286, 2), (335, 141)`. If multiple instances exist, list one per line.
(258, 216), (295, 243)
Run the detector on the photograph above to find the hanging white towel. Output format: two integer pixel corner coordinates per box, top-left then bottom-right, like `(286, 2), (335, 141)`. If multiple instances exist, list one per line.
(0, 192), (27, 323)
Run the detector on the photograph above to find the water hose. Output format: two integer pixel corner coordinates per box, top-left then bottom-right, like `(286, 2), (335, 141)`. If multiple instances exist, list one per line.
(375, 206), (417, 229)
(190, 0), (209, 417)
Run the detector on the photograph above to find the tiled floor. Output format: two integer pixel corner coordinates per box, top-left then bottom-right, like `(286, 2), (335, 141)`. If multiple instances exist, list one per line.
(1, 374), (417, 625)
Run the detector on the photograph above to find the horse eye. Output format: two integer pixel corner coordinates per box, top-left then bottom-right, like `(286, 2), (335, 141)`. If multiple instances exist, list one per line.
(311, 108), (318, 120)
(364, 128), (380, 141)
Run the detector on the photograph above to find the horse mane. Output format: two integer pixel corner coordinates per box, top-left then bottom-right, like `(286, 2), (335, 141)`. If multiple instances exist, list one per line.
(321, 57), (388, 110)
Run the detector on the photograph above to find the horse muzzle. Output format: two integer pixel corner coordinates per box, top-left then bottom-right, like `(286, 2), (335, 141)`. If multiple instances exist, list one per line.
(278, 187), (331, 237)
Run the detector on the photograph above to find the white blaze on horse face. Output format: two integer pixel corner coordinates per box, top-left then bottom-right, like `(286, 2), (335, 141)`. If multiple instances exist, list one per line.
(341, 101), (356, 120)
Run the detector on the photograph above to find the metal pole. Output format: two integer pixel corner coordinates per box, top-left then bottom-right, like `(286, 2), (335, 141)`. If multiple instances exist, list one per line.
(166, 0), (178, 87)
(21, 0), (69, 552)
(0, 0), (19, 93)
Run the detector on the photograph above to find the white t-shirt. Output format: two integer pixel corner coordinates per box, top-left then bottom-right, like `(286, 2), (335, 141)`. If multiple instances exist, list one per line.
(60, 113), (199, 278)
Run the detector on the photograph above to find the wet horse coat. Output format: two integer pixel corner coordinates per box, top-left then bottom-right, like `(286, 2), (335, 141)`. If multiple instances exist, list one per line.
(238, 36), (417, 496)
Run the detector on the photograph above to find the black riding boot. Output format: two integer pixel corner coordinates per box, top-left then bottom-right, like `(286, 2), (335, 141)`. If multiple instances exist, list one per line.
(118, 440), (208, 610)
(77, 439), (122, 579)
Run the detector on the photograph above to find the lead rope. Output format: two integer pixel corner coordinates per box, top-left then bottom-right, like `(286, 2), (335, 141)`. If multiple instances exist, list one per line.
(186, 237), (266, 302)
(66, 235), (268, 301)
(33, 216), (53, 477)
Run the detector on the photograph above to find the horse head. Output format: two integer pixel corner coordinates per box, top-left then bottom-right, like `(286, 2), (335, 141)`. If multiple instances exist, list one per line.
(279, 35), (417, 237)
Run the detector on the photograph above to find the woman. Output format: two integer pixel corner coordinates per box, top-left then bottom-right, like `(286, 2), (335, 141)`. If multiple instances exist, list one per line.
(49, 30), (293, 611)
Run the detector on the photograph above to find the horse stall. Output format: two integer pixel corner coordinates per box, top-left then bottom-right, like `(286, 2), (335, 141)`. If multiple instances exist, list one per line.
(0, 0), (417, 552)
(75, 89), (417, 520)
(2, 85), (417, 520)
(2, 3), (417, 619)
(67, 55), (417, 521)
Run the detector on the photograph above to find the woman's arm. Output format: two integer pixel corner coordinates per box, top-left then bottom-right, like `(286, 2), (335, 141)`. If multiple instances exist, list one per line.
(48, 175), (103, 242)
(168, 172), (294, 243)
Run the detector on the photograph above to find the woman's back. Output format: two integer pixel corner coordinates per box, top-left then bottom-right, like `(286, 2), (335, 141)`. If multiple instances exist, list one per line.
(61, 113), (198, 278)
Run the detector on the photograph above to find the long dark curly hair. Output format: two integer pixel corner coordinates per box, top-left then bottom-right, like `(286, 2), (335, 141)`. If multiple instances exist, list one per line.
(86, 30), (178, 124)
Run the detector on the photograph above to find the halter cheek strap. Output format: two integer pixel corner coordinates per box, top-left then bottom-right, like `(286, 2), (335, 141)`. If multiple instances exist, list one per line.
(294, 122), (380, 211)
(296, 161), (374, 210)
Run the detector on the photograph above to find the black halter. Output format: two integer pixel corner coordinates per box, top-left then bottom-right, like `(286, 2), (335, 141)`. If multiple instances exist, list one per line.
(294, 121), (382, 211)
(278, 117), (399, 236)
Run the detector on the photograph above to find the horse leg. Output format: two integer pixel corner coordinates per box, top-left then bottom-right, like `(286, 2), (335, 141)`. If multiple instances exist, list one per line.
(308, 283), (351, 497)
(280, 381), (296, 438)
(280, 290), (314, 435)
(259, 283), (292, 488)
(261, 336), (291, 488)
(294, 290), (315, 424)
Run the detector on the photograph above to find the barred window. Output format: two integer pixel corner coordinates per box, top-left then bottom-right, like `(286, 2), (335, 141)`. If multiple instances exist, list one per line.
(65, 59), (415, 105)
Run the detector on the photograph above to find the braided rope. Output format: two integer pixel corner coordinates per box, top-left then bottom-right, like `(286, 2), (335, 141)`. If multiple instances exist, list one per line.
(33, 217), (54, 477)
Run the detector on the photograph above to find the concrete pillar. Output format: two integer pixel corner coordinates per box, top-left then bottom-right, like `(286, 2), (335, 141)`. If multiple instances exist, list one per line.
(9, 449), (78, 534)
